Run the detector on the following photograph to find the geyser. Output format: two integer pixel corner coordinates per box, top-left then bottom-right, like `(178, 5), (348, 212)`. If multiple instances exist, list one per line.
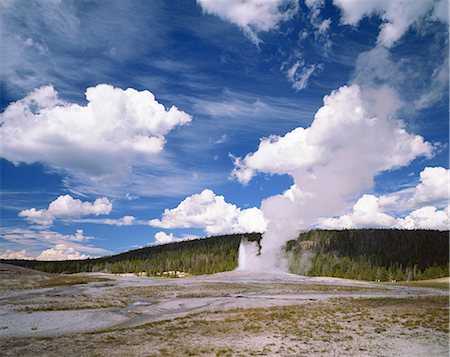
(236, 85), (432, 272)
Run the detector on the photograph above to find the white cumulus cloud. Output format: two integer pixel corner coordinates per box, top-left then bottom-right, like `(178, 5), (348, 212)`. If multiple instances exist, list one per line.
(154, 231), (182, 245)
(149, 189), (267, 235)
(232, 85), (432, 189)
(19, 194), (112, 227)
(0, 249), (34, 260)
(197, 0), (298, 44)
(408, 167), (449, 207)
(376, 166), (449, 212)
(397, 206), (449, 230)
(321, 194), (398, 229)
(321, 166), (449, 231)
(153, 231), (199, 245)
(0, 84), (192, 182)
(36, 244), (90, 261)
(322, 198), (449, 231)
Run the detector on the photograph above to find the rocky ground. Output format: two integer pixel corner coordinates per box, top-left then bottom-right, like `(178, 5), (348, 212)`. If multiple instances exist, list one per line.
(0, 263), (448, 356)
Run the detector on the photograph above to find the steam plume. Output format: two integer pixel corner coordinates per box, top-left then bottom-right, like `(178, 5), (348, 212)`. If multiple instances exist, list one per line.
(235, 85), (432, 271)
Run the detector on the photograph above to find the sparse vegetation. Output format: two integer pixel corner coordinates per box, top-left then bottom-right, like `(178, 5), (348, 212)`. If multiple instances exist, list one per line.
(35, 275), (111, 288)
(392, 278), (449, 290)
(2, 296), (448, 356)
(1, 263), (447, 356)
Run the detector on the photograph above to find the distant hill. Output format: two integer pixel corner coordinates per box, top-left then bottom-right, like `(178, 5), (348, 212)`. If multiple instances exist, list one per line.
(2, 229), (448, 281)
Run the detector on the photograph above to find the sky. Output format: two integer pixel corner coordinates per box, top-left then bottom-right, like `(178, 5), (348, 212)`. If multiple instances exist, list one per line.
(0, 0), (448, 261)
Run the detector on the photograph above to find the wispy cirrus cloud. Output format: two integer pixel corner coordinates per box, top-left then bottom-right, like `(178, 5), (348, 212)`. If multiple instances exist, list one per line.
(338, 0), (449, 113)
(283, 59), (323, 91)
(0, 0), (169, 100)
(334, 0), (448, 48)
(66, 216), (144, 227)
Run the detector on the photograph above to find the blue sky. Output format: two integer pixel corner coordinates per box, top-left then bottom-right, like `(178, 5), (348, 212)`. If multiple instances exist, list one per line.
(0, 0), (448, 260)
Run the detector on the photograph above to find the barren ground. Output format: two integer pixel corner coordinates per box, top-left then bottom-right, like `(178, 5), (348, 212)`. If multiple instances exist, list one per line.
(0, 263), (448, 356)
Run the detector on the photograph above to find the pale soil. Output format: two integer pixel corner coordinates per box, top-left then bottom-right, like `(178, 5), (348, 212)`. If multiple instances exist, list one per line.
(0, 263), (448, 356)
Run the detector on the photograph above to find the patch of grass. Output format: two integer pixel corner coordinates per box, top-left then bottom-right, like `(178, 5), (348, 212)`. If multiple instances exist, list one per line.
(393, 280), (449, 290)
(14, 297), (127, 312)
(1, 274), (112, 290)
(35, 275), (111, 288)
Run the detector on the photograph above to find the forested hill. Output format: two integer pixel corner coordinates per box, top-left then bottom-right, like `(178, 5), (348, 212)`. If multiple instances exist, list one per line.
(287, 229), (449, 281)
(2, 229), (448, 281)
(2, 233), (261, 275)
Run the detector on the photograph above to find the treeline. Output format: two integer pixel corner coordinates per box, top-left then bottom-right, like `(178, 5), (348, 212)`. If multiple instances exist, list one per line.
(286, 229), (449, 281)
(3, 233), (261, 275)
(3, 229), (448, 281)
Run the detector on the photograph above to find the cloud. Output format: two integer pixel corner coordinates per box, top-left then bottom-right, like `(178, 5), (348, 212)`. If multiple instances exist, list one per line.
(194, 97), (269, 118)
(321, 194), (398, 229)
(232, 85), (432, 186)
(397, 206), (449, 230)
(305, 0), (332, 40)
(153, 231), (200, 245)
(322, 198), (449, 231)
(197, 0), (298, 44)
(351, 47), (402, 91)
(19, 195), (112, 227)
(0, 249), (33, 260)
(36, 244), (90, 261)
(1, 84), (192, 183)
(321, 167), (449, 230)
(414, 56), (449, 109)
(214, 134), (228, 144)
(408, 167), (449, 207)
(154, 231), (182, 244)
(0, 0), (173, 98)
(149, 189), (267, 235)
(125, 193), (140, 201)
(1, 227), (92, 243)
(305, 0), (324, 20)
(0, 227), (109, 256)
(67, 216), (137, 226)
(189, 90), (315, 125)
(285, 59), (323, 91)
(153, 231), (199, 245)
(334, 0), (447, 48)
(350, 43), (448, 112)
(377, 166), (450, 211)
